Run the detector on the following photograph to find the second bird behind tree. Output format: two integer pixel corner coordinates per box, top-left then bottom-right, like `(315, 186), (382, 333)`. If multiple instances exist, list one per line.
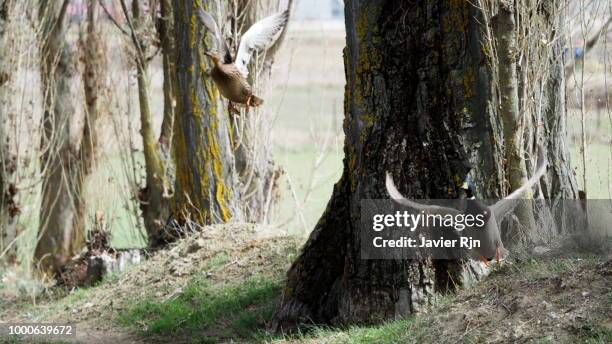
(197, 7), (289, 114)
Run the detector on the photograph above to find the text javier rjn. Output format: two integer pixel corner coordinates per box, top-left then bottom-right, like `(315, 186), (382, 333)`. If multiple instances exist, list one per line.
(370, 210), (486, 250)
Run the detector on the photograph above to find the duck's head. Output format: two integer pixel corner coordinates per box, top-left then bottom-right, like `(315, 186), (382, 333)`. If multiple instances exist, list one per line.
(204, 51), (222, 66)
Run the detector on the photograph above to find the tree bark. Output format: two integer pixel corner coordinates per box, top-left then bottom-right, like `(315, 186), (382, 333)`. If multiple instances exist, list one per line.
(499, 0), (578, 239)
(145, 0), (177, 246)
(34, 0), (84, 275)
(495, 1), (537, 244)
(0, 0), (18, 264)
(171, 0), (239, 225)
(272, 0), (578, 331)
(158, 0), (176, 150)
(539, 0), (579, 230)
(71, 0), (106, 253)
(272, 0), (498, 330)
(123, 0), (173, 247)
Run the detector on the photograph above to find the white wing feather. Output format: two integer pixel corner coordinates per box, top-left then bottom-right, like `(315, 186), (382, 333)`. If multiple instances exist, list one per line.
(490, 144), (547, 219)
(385, 172), (461, 216)
(196, 8), (232, 63)
(235, 10), (289, 78)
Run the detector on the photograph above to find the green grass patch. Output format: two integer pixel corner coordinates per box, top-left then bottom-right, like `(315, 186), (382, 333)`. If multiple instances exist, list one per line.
(274, 146), (343, 236)
(496, 257), (600, 282)
(266, 295), (457, 343)
(569, 323), (612, 344)
(0, 336), (71, 344)
(118, 275), (281, 342)
(203, 252), (230, 270)
(270, 315), (437, 344)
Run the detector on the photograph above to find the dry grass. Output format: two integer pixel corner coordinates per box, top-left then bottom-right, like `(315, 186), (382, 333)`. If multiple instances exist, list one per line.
(1, 223), (302, 343)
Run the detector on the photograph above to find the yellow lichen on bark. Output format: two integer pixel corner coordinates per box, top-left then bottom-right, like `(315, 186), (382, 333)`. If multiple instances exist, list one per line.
(354, 5), (382, 133)
(445, 0), (468, 33)
(172, 0), (235, 225)
(206, 128), (231, 222)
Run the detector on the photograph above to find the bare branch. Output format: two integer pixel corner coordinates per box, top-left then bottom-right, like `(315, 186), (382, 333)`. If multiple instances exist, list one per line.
(584, 16), (612, 52)
(118, 0), (146, 66)
(97, 0), (129, 36)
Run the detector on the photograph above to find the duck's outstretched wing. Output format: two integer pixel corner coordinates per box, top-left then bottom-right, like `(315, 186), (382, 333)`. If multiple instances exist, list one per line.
(489, 144), (547, 220)
(385, 172), (461, 216)
(235, 10), (289, 78)
(196, 8), (232, 64)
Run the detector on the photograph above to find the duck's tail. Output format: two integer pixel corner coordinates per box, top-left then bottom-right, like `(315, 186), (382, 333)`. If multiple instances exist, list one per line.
(248, 95), (264, 107)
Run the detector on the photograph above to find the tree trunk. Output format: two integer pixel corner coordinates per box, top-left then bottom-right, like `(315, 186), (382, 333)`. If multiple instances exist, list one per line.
(171, 0), (239, 225)
(0, 0), (18, 264)
(539, 1), (579, 222)
(273, 0), (491, 329)
(126, 0), (172, 247)
(497, 0), (579, 240)
(72, 0), (106, 252)
(158, 0), (176, 150)
(495, 1), (537, 244)
(150, 0), (177, 246)
(272, 0), (577, 331)
(34, 0), (84, 275)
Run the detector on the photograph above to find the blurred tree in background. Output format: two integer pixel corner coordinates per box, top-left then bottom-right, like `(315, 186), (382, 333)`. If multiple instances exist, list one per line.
(34, 0), (85, 275)
(0, 0), (18, 265)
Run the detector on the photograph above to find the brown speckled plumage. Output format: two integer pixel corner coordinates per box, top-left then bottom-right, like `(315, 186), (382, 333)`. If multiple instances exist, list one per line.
(197, 7), (289, 114)
(207, 52), (263, 109)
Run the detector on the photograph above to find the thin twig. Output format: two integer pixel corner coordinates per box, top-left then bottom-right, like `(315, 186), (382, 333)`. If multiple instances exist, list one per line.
(97, 0), (130, 36)
(118, 0), (146, 66)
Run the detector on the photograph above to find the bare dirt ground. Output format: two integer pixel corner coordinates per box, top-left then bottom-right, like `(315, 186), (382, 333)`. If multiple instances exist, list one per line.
(424, 256), (612, 343)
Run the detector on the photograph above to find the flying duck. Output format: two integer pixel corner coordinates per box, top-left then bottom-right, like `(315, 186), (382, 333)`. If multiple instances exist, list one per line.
(386, 145), (547, 265)
(197, 8), (289, 114)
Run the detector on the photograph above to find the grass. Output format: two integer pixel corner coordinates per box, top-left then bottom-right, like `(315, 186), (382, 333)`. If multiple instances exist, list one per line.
(0, 338), (72, 344)
(118, 275), (282, 342)
(570, 324), (612, 344)
(116, 266), (457, 344)
(4, 234), (610, 343)
(499, 257), (572, 283)
(267, 294), (456, 344)
(292, 318), (431, 344)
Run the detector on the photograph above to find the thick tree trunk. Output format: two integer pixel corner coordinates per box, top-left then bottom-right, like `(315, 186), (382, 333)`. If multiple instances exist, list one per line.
(273, 0), (578, 330)
(0, 0), (18, 264)
(34, 0), (84, 275)
(171, 0), (239, 225)
(273, 1), (497, 330)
